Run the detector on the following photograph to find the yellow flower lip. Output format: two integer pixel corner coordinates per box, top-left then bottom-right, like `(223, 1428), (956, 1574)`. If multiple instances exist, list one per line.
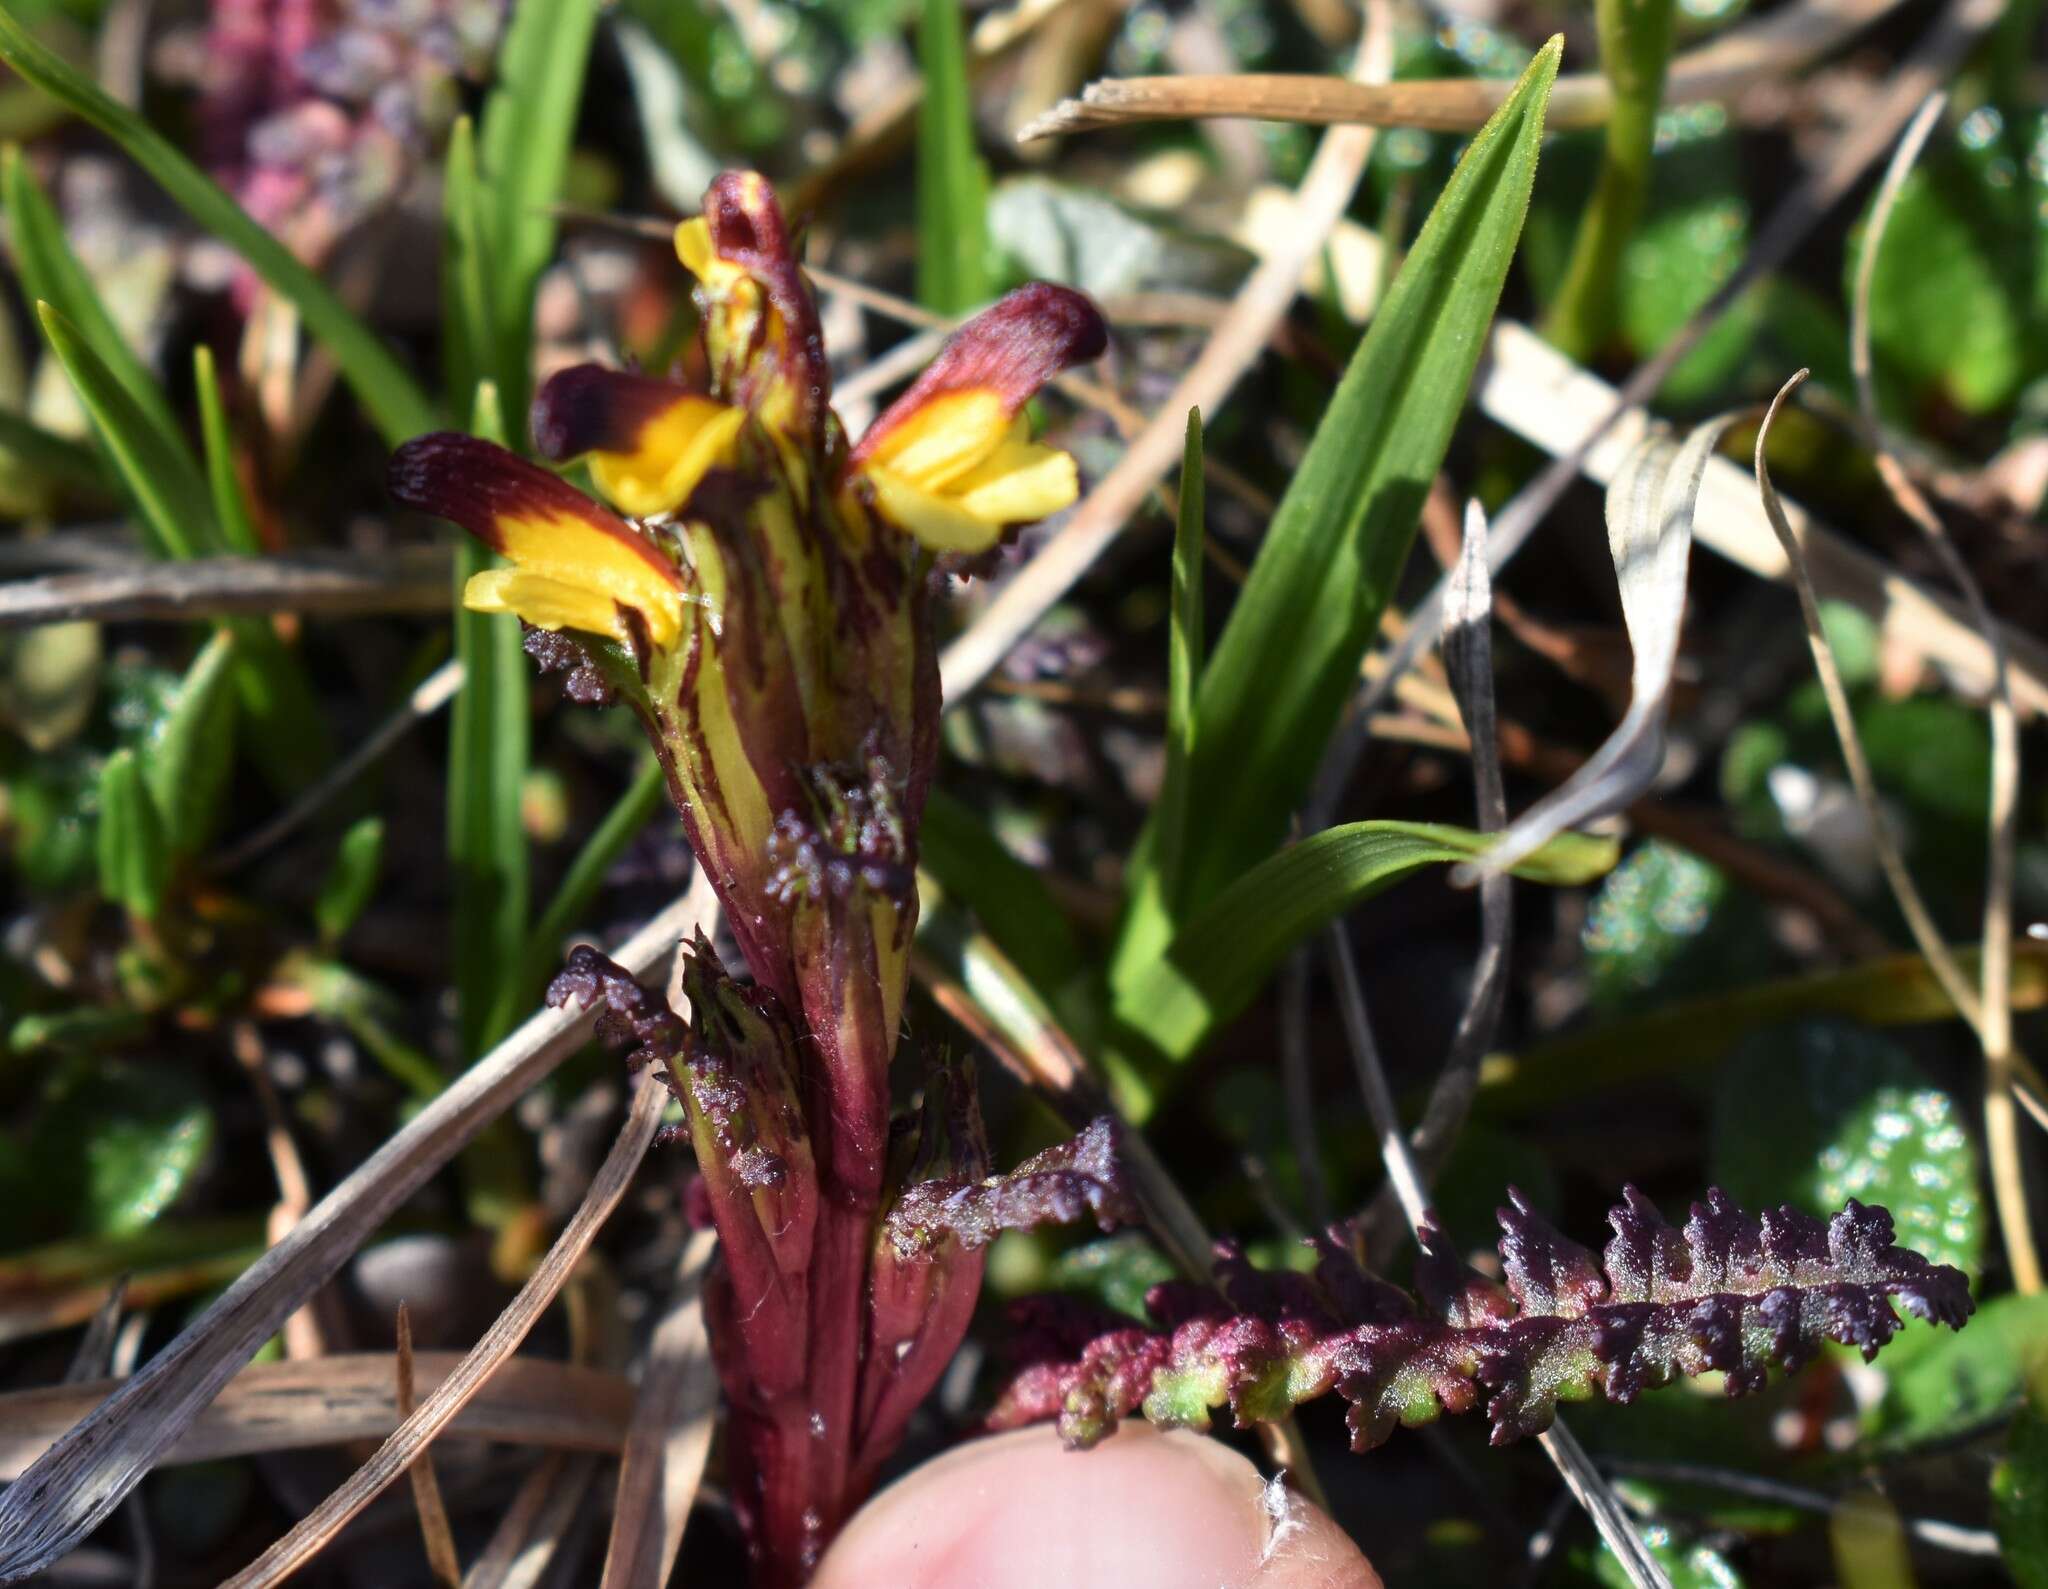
(846, 285), (1107, 552)
(389, 432), (686, 652)
(533, 364), (744, 520)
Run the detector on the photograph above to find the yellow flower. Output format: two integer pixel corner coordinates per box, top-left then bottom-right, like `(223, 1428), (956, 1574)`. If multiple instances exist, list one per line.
(852, 392), (1079, 554)
(845, 282), (1107, 555)
(529, 364), (744, 520)
(389, 433), (686, 653)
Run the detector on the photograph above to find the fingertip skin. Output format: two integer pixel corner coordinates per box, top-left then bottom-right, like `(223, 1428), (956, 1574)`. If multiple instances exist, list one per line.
(813, 1422), (1380, 1589)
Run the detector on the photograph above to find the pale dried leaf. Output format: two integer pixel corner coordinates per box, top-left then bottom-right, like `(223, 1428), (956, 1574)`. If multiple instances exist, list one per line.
(220, 1074), (675, 1587)
(1461, 416), (1739, 882)
(0, 1355), (634, 1480)
(396, 1305), (462, 1588)
(598, 1228), (719, 1589)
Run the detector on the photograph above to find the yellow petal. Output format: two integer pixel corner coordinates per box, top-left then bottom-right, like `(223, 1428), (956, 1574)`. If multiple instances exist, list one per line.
(465, 567), (637, 647)
(390, 433), (686, 653)
(862, 466), (1007, 555)
(588, 400), (746, 519)
(859, 389), (1008, 491)
(490, 510), (684, 650)
(674, 217), (713, 278)
(947, 420), (1080, 524)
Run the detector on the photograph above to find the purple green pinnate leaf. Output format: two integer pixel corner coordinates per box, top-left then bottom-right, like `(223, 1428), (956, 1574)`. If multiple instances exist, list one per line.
(989, 1186), (1972, 1453)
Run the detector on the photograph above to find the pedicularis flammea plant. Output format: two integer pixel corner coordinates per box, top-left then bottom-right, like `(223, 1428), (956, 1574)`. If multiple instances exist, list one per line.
(392, 170), (1131, 1583)
(391, 173), (1975, 1585)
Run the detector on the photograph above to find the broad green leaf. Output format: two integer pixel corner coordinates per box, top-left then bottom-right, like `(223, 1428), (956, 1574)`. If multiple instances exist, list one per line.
(144, 630), (238, 857)
(450, 382), (530, 1055)
(94, 746), (168, 918)
(476, 0), (601, 426)
(31, 303), (206, 560)
(1867, 1292), (2048, 1451)
(493, 755), (665, 1037)
(1044, 1232), (1178, 1320)
(2, 145), (205, 537)
(440, 114), (492, 420)
(1995, 1375), (2048, 1587)
(1112, 39), (1561, 988)
(314, 815), (385, 947)
(1482, 945), (2048, 1113)
(1589, 1523), (1744, 1589)
(1582, 840), (1772, 1011)
(1114, 819), (1615, 1081)
(0, 6), (438, 443)
(915, 0), (991, 313)
(28, 1059), (214, 1238)
(1711, 1020), (1982, 1280)
(1856, 117), (2048, 417)
(192, 346), (260, 555)
(917, 787), (1085, 1005)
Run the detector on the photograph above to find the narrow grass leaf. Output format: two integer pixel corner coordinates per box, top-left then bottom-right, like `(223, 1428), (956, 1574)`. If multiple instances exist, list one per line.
(1111, 38), (1561, 989)
(1460, 412), (1740, 883)
(1115, 819), (1615, 1072)
(193, 346), (261, 555)
(495, 756), (665, 1038)
(147, 629), (239, 856)
(0, 5), (438, 444)
(96, 748), (169, 919)
(2, 145), (203, 523)
(440, 114), (492, 418)
(476, 0), (601, 428)
(915, 0), (991, 313)
(450, 382), (531, 1056)
(315, 816), (385, 947)
(33, 303), (207, 560)
(1152, 408), (1204, 920)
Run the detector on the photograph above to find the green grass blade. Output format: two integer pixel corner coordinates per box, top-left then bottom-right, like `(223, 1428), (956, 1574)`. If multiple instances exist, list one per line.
(195, 353), (331, 791)
(2, 145), (202, 509)
(192, 346), (261, 555)
(34, 302), (207, 560)
(0, 6), (438, 444)
(476, 0), (601, 429)
(1112, 818), (1615, 1090)
(1111, 39), (1562, 990)
(0, 405), (112, 501)
(918, 786), (1085, 1005)
(449, 382), (530, 1056)
(1129, 408), (1205, 933)
(146, 629), (239, 856)
(494, 755), (665, 1037)
(915, 0), (991, 313)
(36, 316), (326, 790)
(440, 114), (493, 421)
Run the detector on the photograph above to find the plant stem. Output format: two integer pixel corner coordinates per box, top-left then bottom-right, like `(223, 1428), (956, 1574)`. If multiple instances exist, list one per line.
(1540, 0), (1675, 362)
